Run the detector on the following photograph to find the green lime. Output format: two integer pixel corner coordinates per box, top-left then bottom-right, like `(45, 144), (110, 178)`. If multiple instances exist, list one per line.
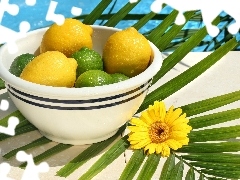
(72, 47), (103, 77)
(9, 53), (35, 77)
(75, 70), (113, 87)
(111, 73), (129, 83)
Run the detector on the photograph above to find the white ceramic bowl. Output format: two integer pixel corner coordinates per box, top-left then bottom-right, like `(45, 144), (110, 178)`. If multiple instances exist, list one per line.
(0, 25), (162, 145)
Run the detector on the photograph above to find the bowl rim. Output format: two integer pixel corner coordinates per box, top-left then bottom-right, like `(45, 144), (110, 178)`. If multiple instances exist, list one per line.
(0, 25), (163, 97)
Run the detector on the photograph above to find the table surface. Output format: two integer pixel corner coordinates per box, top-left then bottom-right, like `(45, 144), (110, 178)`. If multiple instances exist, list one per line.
(1, 51), (240, 179)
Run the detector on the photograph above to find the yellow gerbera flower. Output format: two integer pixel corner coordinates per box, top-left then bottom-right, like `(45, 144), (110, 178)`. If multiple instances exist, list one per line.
(128, 101), (192, 157)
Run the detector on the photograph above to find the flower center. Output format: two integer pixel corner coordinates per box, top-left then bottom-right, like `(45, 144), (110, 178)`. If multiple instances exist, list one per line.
(149, 122), (169, 143)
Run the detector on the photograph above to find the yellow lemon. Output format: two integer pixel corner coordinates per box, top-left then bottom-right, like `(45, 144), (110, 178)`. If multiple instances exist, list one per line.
(40, 18), (93, 57)
(20, 51), (77, 87)
(102, 27), (152, 77)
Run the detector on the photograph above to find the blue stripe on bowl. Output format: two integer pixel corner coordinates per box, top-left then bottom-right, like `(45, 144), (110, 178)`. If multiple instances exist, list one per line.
(7, 79), (151, 104)
(7, 83), (151, 110)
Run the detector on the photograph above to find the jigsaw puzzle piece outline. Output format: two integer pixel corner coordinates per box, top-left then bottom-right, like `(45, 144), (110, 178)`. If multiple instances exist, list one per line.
(0, 99), (9, 111)
(0, 162), (15, 180)
(16, 151), (49, 180)
(46, 0), (65, 25)
(0, 0), (19, 24)
(150, 0), (240, 37)
(71, 6), (82, 17)
(0, 116), (19, 136)
(0, 20), (31, 54)
(25, 0), (37, 6)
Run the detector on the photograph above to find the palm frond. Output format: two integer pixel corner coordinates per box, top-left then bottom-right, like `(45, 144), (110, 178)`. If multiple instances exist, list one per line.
(104, 1), (140, 27)
(159, 153), (175, 179)
(0, 78), (4, 89)
(81, 0), (113, 25)
(79, 135), (129, 179)
(189, 108), (240, 129)
(186, 167), (195, 180)
(119, 149), (145, 180)
(151, 17), (220, 84)
(56, 125), (126, 177)
(138, 37), (237, 113)
(3, 137), (51, 159)
(136, 153), (161, 180)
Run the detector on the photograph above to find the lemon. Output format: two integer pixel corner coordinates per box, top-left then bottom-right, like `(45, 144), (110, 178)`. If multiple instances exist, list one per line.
(20, 51), (77, 87)
(40, 18), (93, 57)
(9, 53), (35, 77)
(111, 73), (129, 83)
(103, 27), (152, 77)
(72, 47), (103, 77)
(75, 70), (113, 88)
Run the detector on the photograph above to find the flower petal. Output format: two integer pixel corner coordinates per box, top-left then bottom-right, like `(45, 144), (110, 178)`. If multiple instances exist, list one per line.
(158, 101), (166, 122)
(169, 131), (189, 140)
(171, 124), (192, 133)
(165, 139), (182, 150)
(148, 105), (158, 122)
(144, 143), (157, 154)
(170, 114), (189, 127)
(128, 132), (149, 141)
(156, 143), (163, 154)
(152, 101), (160, 120)
(141, 110), (155, 125)
(177, 137), (189, 145)
(131, 139), (152, 149)
(130, 117), (149, 127)
(165, 107), (182, 125)
(164, 105), (174, 123)
(161, 143), (171, 157)
(128, 126), (148, 132)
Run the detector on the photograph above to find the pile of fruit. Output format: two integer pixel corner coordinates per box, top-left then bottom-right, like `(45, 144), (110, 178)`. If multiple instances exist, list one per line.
(9, 18), (152, 88)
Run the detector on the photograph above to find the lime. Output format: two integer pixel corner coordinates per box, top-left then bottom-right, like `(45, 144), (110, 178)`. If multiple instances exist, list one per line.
(75, 70), (113, 87)
(20, 51), (77, 87)
(9, 53), (35, 77)
(72, 47), (103, 77)
(111, 73), (129, 83)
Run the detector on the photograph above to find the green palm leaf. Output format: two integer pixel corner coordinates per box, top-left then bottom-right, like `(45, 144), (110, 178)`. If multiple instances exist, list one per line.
(186, 168), (195, 180)
(182, 153), (240, 164)
(152, 17), (219, 84)
(19, 143), (72, 168)
(133, 12), (156, 30)
(56, 125), (126, 177)
(198, 173), (205, 180)
(154, 11), (196, 51)
(82, 0), (113, 25)
(167, 159), (184, 180)
(178, 142), (240, 153)
(189, 125), (240, 142)
(138, 37), (237, 112)
(136, 153), (161, 180)
(191, 161), (240, 171)
(104, 1), (140, 27)
(202, 169), (240, 179)
(0, 124), (36, 141)
(0, 78), (4, 89)
(119, 149), (145, 180)
(147, 10), (178, 43)
(159, 153), (175, 179)
(181, 90), (240, 117)
(79, 135), (129, 179)
(3, 136), (51, 159)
